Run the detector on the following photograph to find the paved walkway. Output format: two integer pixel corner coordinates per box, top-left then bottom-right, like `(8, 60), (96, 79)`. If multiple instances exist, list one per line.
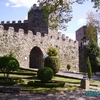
(0, 90), (100, 100)
(20, 67), (100, 81)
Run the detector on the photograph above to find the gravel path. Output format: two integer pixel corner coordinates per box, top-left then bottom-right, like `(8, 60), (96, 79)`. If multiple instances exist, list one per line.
(0, 90), (100, 100)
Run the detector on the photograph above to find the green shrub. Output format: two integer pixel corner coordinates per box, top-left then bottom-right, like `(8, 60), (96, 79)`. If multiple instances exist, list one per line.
(37, 67), (54, 82)
(44, 56), (60, 74)
(27, 80), (65, 87)
(67, 64), (71, 71)
(47, 46), (58, 56)
(0, 78), (20, 86)
(0, 77), (22, 85)
(0, 55), (19, 80)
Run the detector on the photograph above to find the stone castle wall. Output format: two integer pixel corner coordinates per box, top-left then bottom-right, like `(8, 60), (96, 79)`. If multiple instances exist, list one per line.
(0, 25), (79, 72)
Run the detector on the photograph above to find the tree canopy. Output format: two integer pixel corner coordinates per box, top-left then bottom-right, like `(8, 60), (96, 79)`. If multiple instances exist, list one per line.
(85, 24), (97, 42)
(38, 0), (100, 30)
(86, 39), (100, 73)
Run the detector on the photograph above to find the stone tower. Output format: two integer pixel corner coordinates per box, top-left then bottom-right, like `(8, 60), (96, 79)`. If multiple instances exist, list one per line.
(28, 4), (48, 36)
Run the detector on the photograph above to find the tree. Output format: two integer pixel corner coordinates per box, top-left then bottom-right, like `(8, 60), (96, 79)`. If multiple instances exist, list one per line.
(39, 0), (72, 30)
(85, 24), (97, 43)
(86, 11), (99, 27)
(87, 57), (92, 79)
(86, 39), (100, 74)
(38, 0), (100, 30)
(0, 55), (19, 80)
(85, 11), (100, 43)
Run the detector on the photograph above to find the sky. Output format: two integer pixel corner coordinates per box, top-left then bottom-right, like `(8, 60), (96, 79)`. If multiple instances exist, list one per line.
(0, 0), (97, 40)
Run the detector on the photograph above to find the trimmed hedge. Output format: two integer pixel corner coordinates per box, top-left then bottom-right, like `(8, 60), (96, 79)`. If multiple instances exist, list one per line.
(37, 67), (54, 82)
(0, 77), (22, 86)
(44, 56), (60, 74)
(0, 81), (16, 86)
(28, 81), (65, 87)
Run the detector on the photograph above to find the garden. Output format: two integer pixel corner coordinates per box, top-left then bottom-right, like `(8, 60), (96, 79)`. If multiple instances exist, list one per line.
(0, 46), (100, 93)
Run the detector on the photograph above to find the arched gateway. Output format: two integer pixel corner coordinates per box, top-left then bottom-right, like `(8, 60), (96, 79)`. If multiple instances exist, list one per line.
(29, 46), (44, 68)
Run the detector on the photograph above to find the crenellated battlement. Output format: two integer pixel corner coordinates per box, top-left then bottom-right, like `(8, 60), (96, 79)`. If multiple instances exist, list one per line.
(0, 25), (77, 45)
(0, 20), (28, 24)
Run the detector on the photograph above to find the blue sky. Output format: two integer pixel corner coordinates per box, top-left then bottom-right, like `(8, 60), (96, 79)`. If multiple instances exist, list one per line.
(0, 0), (97, 40)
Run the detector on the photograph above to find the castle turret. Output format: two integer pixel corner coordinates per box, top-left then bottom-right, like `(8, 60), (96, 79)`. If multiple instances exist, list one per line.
(28, 4), (48, 36)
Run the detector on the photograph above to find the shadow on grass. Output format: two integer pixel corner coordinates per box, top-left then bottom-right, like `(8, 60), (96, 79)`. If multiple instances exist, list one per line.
(19, 83), (80, 93)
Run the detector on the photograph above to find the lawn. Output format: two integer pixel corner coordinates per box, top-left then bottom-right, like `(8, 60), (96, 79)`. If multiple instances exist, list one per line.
(0, 69), (100, 93)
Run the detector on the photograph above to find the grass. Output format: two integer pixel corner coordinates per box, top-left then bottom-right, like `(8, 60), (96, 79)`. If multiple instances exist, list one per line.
(53, 76), (81, 84)
(18, 76), (80, 92)
(90, 80), (100, 86)
(0, 69), (100, 93)
(53, 76), (100, 86)
(19, 84), (65, 92)
(0, 73), (36, 79)
(19, 84), (79, 93)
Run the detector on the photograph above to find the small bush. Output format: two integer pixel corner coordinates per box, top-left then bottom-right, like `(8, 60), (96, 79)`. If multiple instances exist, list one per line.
(67, 64), (71, 71)
(27, 81), (65, 87)
(44, 56), (60, 74)
(37, 67), (54, 82)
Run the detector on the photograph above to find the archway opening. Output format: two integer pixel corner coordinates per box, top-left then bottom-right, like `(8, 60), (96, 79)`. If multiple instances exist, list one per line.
(29, 46), (44, 68)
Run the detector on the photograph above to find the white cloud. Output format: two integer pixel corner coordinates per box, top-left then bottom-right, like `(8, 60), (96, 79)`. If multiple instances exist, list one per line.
(78, 18), (86, 25)
(8, 0), (38, 8)
(5, 3), (10, 7)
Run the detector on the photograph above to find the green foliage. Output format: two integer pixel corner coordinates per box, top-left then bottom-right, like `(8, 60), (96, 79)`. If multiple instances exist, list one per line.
(85, 25), (97, 43)
(38, 0), (99, 30)
(92, 0), (100, 10)
(37, 67), (54, 82)
(87, 57), (92, 79)
(67, 64), (71, 71)
(0, 77), (21, 86)
(28, 80), (65, 87)
(86, 40), (100, 73)
(44, 56), (60, 74)
(47, 46), (58, 56)
(0, 55), (19, 80)
(39, 0), (72, 30)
